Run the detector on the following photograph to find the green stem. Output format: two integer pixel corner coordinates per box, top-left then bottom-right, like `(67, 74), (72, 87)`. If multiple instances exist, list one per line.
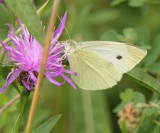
(11, 89), (30, 133)
(81, 91), (94, 133)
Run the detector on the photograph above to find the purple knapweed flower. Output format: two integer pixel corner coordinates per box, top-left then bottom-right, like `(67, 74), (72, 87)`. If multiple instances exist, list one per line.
(0, 12), (76, 93)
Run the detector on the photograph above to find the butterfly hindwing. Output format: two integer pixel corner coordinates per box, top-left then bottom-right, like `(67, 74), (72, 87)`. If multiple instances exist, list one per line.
(69, 48), (122, 90)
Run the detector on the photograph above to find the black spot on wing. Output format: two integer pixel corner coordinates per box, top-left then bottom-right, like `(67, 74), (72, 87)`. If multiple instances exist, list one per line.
(116, 55), (123, 60)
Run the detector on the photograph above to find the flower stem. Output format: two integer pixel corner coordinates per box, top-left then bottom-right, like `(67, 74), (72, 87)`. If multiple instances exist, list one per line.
(11, 90), (30, 133)
(0, 94), (20, 115)
(26, 0), (60, 132)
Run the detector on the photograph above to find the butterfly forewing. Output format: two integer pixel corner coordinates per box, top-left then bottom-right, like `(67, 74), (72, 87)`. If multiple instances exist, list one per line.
(78, 41), (147, 74)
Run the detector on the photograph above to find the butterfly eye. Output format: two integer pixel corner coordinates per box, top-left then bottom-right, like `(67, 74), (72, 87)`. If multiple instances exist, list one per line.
(116, 55), (122, 60)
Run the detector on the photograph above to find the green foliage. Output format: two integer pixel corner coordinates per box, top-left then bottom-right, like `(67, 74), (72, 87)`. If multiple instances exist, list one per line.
(68, 88), (112, 133)
(0, 91), (19, 133)
(112, 0), (149, 7)
(128, 0), (149, 7)
(0, 4), (11, 40)
(115, 89), (160, 133)
(5, 0), (45, 45)
(11, 90), (30, 133)
(88, 9), (119, 25)
(33, 115), (61, 133)
(37, 0), (53, 17)
(125, 68), (160, 95)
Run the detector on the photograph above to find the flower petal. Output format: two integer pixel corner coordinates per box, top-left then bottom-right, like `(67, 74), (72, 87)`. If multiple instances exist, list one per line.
(0, 69), (21, 93)
(22, 79), (34, 90)
(52, 12), (67, 42)
(0, 40), (11, 52)
(64, 70), (78, 76)
(29, 71), (37, 82)
(46, 74), (65, 86)
(21, 71), (37, 90)
(62, 74), (76, 89)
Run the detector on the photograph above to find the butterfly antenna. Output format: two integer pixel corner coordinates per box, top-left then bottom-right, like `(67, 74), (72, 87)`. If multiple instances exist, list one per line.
(57, 15), (72, 41)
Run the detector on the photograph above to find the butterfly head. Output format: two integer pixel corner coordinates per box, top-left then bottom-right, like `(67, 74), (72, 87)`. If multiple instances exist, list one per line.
(63, 40), (78, 55)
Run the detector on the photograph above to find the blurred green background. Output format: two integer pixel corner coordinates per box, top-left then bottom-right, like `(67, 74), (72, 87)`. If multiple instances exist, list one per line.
(1, 0), (160, 133)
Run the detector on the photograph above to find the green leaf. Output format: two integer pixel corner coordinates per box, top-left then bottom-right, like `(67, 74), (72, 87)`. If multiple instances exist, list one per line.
(0, 4), (11, 40)
(11, 90), (30, 133)
(120, 89), (134, 102)
(151, 126), (160, 133)
(114, 102), (126, 113)
(137, 115), (156, 133)
(144, 107), (158, 116)
(0, 62), (11, 79)
(33, 115), (61, 133)
(37, 0), (53, 17)
(135, 27), (150, 47)
(88, 10), (119, 24)
(133, 92), (146, 103)
(122, 28), (137, 43)
(111, 0), (127, 6)
(147, 63), (160, 73)
(144, 34), (160, 67)
(129, 0), (148, 7)
(5, 0), (45, 45)
(125, 68), (160, 95)
(101, 30), (119, 41)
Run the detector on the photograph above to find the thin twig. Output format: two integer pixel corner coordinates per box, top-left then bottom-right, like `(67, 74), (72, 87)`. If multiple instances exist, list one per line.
(25, 0), (60, 132)
(0, 94), (20, 115)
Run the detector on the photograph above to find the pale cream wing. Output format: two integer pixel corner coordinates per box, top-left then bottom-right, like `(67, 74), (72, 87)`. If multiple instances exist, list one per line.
(68, 49), (122, 90)
(68, 41), (147, 90)
(78, 41), (147, 75)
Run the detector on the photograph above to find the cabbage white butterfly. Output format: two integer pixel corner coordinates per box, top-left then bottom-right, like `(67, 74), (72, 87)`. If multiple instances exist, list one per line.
(64, 40), (147, 90)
